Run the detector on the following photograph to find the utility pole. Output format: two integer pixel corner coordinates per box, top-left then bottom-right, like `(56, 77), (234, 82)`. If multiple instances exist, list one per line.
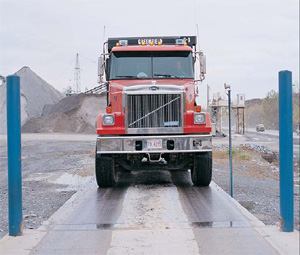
(207, 84), (210, 112)
(225, 83), (233, 197)
(74, 53), (81, 94)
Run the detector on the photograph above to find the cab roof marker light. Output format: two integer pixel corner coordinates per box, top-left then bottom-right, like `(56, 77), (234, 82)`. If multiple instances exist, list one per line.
(119, 40), (128, 46)
(150, 42), (154, 46)
(107, 36), (196, 52)
(116, 42), (120, 46)
(176, 39), (185, 45)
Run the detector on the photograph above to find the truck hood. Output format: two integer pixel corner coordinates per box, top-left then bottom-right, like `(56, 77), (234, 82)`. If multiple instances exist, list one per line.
(108, 79), (196, 113)
(109, 79), (195, 90)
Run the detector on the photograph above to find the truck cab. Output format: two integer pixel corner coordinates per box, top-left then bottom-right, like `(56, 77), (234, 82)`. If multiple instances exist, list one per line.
(96, 36), (212, 187)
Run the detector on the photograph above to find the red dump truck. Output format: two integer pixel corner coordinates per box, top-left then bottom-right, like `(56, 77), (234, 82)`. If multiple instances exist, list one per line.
(96, 36), (212, 187)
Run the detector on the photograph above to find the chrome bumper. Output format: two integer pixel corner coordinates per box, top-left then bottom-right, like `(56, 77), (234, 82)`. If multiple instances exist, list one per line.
(96, 134), (212, 154)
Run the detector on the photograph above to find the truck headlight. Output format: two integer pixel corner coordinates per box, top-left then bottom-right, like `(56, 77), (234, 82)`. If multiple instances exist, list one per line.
(102, 114), (115, 126)
(194, 113), (206, 124)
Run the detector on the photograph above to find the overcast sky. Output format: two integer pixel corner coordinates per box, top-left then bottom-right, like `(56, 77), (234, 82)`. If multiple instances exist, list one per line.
(0, 0), (299, 104)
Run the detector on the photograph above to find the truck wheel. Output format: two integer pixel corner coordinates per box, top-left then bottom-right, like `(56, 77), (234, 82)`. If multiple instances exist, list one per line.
(191, 152), (212, 186)
(95, 154), (117, 188)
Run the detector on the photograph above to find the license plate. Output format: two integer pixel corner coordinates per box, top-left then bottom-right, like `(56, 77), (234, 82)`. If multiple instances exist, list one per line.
(147, 139), (162, 149)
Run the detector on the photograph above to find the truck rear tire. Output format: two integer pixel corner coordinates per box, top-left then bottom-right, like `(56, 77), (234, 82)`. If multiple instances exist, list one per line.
(191, 152), (212, 186)
(95, 154), (117, 188)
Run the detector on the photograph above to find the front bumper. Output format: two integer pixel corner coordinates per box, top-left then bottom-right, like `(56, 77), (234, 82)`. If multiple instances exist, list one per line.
(96, 134), (212, 154)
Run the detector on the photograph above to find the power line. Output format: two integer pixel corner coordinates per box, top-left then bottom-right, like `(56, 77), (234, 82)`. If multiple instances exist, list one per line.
(78, 54), (96, 64)
(56, 56), (75, 87)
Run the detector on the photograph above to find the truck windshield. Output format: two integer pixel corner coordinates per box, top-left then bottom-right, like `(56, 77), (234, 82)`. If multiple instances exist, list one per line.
(109, 51), (193, 80)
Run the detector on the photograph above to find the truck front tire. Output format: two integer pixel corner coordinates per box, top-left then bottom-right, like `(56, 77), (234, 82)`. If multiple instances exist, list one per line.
(191, 152), (212, 186)
(95, 154), (117, 188)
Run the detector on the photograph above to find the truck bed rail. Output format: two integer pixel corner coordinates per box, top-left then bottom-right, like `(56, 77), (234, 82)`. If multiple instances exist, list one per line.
(83, 83), (107, 94)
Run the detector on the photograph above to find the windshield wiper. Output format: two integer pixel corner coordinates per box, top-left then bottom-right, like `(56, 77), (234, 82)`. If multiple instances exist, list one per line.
(154, 73), (181, 79)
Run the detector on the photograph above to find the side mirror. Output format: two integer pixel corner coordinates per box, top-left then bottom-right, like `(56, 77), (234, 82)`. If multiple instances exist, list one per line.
(200, 53), (206, 75)
(98, 55), (105, 83)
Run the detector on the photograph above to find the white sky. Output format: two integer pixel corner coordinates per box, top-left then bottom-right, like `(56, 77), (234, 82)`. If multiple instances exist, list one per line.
(0, 0), (299, 104)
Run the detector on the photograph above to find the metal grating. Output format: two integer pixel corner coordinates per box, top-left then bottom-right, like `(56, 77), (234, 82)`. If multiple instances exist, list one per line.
(127, 94), (181, 129)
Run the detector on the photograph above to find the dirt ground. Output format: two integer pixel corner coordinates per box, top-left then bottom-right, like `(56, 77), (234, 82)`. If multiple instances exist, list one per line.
(212, 145), (299, 230)
(0, 135), (95, 239)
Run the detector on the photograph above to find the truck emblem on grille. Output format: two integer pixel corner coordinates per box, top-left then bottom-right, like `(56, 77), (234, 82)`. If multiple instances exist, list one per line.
(150, 86), (159, 91)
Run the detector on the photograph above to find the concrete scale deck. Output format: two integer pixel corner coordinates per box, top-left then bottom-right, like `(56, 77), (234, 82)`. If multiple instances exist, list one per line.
(0, 171), (298, 255)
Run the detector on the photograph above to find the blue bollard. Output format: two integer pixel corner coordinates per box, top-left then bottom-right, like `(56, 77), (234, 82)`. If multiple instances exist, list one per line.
(279, 70), (294, 232)
(7, 75), (22, 236)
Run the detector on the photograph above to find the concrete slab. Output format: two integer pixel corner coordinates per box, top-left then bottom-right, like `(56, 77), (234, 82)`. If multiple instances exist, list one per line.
(0, 228), (47, 255)
(108, 229), (199, 254)
(194, 227), (278, 255)
(255, 226), (299, 255)
(31, 230), (112, 255)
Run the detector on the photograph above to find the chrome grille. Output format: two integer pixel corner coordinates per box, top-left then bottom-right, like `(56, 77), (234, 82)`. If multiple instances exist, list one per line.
(127, 94), (182, 129)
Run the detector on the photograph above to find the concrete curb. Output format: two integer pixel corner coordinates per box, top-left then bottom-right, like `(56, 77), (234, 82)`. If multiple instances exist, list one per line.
(211, 181), (265, 227)
(43, 176), (95, 226)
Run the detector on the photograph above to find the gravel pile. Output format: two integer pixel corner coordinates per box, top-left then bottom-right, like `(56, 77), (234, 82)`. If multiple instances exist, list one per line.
(243, 144), (274, 154)
(22, 94), (106, 134)
(1, 67), (106, 134)
(243, 144), (279, 164)
(213, 144), (229, 151)
(214, 143), (275, 154)
(0, 67), (63, 134)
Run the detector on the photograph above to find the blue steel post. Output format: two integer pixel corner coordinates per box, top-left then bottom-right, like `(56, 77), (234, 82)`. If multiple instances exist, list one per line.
(279, 70), (294, 232)
(7, 75), (22, 236)
(228, 89), (233, 197)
